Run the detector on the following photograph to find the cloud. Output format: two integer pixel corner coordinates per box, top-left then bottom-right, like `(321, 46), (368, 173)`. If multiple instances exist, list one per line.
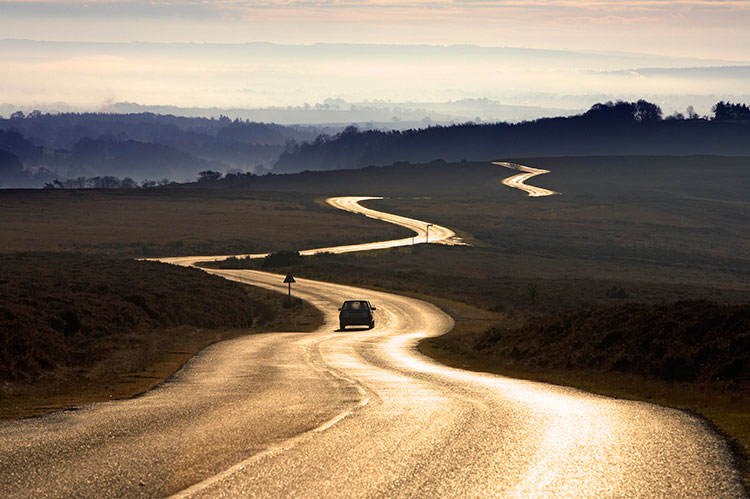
(1, 40), (747, 112)
(1, 0), (748, 62)
(0, 0), (223, 19)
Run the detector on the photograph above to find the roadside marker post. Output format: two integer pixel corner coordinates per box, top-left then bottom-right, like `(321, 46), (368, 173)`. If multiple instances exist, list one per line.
(284, 274), (296, 304)
(426, 224), (433, 244)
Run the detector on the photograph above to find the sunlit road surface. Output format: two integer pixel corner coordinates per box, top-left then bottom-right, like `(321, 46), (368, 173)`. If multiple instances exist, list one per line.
(157, 196), (463, 267)
(0, 269), (743, 497)
(494, 161), (559, 197)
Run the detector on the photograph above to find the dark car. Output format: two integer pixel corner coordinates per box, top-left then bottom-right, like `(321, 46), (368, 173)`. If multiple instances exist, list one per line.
(338, 300), (377, 330)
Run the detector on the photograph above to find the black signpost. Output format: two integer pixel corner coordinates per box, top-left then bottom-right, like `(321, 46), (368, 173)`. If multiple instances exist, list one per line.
(284, 274), (296, 304)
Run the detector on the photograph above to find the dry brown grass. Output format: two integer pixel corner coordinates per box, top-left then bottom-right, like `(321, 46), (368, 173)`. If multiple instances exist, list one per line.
(0, 189), (411, 257)
(0, 253), (323, 419)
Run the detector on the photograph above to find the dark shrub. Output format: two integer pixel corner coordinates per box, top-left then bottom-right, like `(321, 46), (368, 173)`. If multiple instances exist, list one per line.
(261, 250), (303, 268)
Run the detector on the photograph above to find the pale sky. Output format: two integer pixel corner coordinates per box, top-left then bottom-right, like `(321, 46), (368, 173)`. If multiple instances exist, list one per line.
(2, 0), (749, 59)
(1, 1), (749, 114)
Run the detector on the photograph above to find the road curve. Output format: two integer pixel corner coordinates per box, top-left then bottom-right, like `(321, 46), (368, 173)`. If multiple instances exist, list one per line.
(494, 161), (558, 197)
(0, 269), (743, 497)
(158, 196), (463, 267)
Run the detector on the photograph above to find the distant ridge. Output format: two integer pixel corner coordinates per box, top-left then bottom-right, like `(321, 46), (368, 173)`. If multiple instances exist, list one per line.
(273, 101), (750, 173)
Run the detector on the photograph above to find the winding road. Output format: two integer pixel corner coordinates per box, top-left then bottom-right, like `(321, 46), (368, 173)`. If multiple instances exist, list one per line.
(1, 197), (744, 497)
(158, 196), (462, 267)
(494, 161), (558, 197)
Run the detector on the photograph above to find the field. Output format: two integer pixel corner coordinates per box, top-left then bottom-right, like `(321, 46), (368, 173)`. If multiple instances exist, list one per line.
(204, 156), (750, 309)
(0, 188), (411, 256)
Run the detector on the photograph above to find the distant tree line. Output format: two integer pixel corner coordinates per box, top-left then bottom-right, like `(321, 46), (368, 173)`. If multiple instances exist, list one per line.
(273, 99), (750, 173)
(0, 112), (325, 187)
(3, 100), (749, 186)
(41, 169), (245, 189)
(197, 170), (223, 182)
(43, 176), (176, 189)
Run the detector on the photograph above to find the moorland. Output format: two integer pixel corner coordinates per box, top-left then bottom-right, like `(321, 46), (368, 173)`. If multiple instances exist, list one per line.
(2, 154), (749, 476)
(0, 189), (411, 257)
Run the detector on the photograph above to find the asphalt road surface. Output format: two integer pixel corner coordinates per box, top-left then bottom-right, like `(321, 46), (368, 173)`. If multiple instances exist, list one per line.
(157, 196), (462, 267)
(0, 270), (744, 497)
(494, 161), (558, 197)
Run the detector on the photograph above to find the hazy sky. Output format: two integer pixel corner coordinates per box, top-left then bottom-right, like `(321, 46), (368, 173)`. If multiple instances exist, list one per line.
(2, 0), (748, 59)
(1, 1), (749, 115)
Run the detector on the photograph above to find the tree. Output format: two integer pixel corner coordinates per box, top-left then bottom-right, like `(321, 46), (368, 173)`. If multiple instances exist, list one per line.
(197, 170), (223, 182)
(121, 177), (138, 189)
(634, 100), (662, 122)
(713, 101), (728, 120)
(712, 101), (750, 121)
(582, 100), (662, 123)
(582, 101), (636, 122)
(100, 176), (121, 189)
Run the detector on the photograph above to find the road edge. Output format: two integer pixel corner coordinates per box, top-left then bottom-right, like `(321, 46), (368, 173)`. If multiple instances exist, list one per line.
(413, 293), (750, 495)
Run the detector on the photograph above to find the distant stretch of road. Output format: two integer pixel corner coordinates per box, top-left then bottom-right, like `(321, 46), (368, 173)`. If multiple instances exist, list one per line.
(158, 196), (463, 266)
(494, 161), (558, 197)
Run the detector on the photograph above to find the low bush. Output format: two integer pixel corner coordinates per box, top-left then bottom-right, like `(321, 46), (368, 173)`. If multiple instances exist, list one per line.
(473, 300), (750, 385)
(261, 250), (303, 268)
(0, 253), (277, 382)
